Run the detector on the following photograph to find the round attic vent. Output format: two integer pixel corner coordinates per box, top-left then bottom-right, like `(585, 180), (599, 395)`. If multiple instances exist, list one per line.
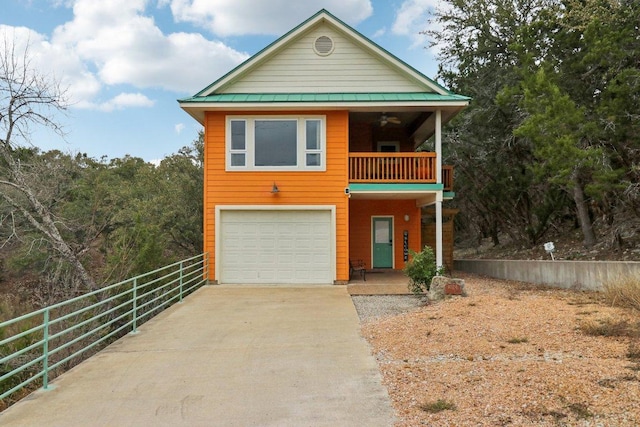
(313, 35), (334, 56)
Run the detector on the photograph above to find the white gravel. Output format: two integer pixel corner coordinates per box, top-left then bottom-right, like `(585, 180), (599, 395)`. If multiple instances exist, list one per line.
(351, 295), (427, 323)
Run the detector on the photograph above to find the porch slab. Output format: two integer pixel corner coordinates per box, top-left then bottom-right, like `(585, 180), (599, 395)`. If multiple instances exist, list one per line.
(347, 270), (413, 295)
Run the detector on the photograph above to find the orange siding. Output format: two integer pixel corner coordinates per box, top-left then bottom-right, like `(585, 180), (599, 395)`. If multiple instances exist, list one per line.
(348, 199), (422, 270)
(203, 110), (350, 282)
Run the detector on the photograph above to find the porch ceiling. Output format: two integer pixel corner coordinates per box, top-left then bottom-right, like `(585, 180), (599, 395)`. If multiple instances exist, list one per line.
(348, 108), (458, 143)
(349, 190), (437, 207)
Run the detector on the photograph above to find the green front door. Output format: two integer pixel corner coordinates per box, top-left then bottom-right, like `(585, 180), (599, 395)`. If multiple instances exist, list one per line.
(372, 217), (393, 268)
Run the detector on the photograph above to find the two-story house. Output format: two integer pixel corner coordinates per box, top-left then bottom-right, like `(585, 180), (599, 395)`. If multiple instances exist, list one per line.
(179, 9), (469, 285)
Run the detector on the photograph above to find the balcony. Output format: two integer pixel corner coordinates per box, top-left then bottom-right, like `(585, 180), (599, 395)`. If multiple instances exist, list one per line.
(348, 152), (453, 191)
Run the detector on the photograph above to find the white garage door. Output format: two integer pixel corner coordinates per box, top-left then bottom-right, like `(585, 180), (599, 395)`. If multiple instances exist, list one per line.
(219, 210), (333, 284)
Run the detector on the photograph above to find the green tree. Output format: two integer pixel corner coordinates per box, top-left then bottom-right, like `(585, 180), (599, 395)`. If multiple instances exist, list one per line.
(426, 0), (568, 246)
(425, 0), (639, 249)
(515, 69), (609, 245)
(96, 137), (204, 283)
(155, 132), (204, 254)
(566, 0), (640, 218)
(0, 38), (97, 294)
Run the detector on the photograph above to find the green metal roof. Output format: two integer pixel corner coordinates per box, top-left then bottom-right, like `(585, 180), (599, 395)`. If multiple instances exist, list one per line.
(179, 92), (470, 104)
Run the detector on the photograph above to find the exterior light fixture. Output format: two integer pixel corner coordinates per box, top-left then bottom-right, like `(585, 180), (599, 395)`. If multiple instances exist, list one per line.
(271, 182), (279, 194)
(404, 214), (410, 222)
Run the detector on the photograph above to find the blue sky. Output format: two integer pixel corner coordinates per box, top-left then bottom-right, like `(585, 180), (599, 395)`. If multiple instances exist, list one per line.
(3, 0), (441, 162)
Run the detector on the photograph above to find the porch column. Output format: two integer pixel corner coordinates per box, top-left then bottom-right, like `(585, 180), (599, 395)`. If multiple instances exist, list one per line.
(435, 109), (442, 184)
(435, 109), (443, 269)
(435, 197), (443, 269)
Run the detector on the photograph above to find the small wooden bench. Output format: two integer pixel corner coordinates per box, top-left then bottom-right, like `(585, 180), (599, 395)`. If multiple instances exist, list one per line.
(349, 259), (366, 281)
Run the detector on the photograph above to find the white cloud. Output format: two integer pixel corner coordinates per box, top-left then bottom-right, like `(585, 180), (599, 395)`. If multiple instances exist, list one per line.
(2, 0), (377, 114)
(0, 24), (102, 105)
(93, 92), (155, 112)
(2, 0), (250, 111)
(372, 27), (386, 38)
(73, 92), (154, 111)
(391, 0), (438, 48)
(166, 0), (373, 36)
(52, 0), (248, 95)
(175, 123), (185, 134)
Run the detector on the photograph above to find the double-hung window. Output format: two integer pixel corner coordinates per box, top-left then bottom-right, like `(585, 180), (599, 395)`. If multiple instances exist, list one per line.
(229, 120), (247, 167)
(226, 116), (326, 171)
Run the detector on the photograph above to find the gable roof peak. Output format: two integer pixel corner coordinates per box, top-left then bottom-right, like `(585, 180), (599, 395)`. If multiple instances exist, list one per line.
(193, 8), (450, 97)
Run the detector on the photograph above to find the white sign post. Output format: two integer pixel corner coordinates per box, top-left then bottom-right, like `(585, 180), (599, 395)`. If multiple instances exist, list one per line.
(544, 242), (555, 261)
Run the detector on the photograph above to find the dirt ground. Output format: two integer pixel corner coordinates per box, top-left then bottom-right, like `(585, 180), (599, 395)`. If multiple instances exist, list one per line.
(361, 273), (640, 426)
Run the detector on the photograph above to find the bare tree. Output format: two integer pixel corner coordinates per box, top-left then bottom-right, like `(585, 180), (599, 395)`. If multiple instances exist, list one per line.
(0, 35), (96, 292)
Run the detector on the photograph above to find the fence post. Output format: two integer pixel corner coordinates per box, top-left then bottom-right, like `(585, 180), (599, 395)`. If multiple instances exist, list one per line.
(179, 261), (184, 302)
(131, 278), (138, 334)
(205, 253), (210, 284)
(42, 308), (50, 390)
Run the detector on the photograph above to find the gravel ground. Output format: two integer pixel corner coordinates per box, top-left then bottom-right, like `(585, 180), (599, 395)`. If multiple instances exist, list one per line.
(351, 295), (427, 323)
(354, 273), (640, 426)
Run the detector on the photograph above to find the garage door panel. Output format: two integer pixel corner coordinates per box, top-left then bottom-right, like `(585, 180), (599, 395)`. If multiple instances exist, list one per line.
(294, 254), (312, 263)
(224, 268), (258, 280)
(220, 210), (332, 284)
(276, 238), (295, 249)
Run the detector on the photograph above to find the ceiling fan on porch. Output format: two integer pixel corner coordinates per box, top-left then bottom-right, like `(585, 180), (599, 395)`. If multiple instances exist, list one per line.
(378, 112), (401, 126)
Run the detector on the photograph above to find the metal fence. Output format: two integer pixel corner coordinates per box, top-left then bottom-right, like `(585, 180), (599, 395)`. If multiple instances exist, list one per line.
(0, 253), (209, 405)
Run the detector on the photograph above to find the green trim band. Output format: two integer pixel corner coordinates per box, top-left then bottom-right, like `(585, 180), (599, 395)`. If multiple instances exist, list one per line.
(349, 183), (444, 192)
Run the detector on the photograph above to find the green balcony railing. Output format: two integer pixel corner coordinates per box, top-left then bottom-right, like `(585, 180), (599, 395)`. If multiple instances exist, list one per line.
(0, 253), (209, 407)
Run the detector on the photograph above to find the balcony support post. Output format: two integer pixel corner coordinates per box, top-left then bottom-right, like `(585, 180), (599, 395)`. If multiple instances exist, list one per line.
(435, 196), (444, 270)
(435, 109), (442, 184)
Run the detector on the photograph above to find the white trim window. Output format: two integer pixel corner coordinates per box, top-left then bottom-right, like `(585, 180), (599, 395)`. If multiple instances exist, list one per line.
(226, 116), (326, 171)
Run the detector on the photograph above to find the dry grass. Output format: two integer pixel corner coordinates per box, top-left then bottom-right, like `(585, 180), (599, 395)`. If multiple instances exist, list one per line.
(603, 273), (640, 311)
(0, 295), (42, 411)
(579, 317), (640, 338)
(419, 399), (456, 413)
(627, 341), (640, 361)
(0, 295), (35, 323)
(566, 402), (593, 419)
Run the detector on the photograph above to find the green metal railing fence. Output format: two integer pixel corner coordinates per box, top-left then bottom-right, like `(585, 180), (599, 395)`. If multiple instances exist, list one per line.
(0, 253), (209, 406)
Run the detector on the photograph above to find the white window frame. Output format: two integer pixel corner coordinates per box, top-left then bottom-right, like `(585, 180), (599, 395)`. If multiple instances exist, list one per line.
(229, 119), (247, 167)
(226, 115), (327, 171)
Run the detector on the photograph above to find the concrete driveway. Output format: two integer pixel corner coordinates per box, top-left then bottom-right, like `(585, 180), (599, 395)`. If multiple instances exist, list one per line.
(0, 285), (396, 426)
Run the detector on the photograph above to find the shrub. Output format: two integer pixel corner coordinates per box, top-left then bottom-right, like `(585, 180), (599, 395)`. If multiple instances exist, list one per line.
(403, 246), (444, 294)
(567, 402), (593, 419)
(419, 399), (457, 413)
(603, 273), (640, 311)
